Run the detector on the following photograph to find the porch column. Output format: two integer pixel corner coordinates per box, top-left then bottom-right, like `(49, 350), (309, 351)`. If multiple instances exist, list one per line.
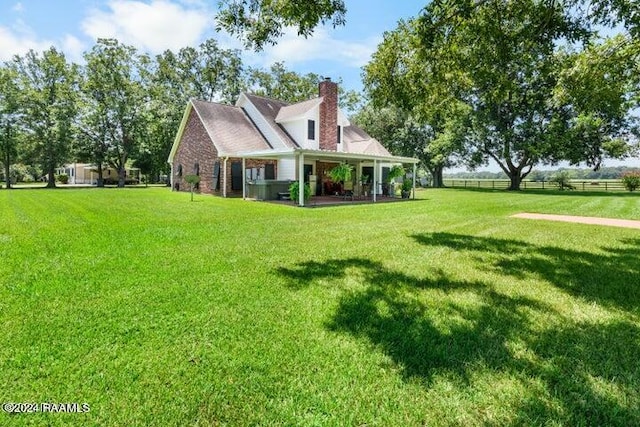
(412, 163), (417, 199)
(373, 159), (377, 203)
(242, 157), (246, 199)
(223, 157), (228, 197)
(298, 152), (305, 206)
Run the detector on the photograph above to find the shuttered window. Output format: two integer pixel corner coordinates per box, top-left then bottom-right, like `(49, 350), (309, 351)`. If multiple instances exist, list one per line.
(212, 161), (220, 191)
(307, 120), (315, 140)
(265, 163), (275, 180)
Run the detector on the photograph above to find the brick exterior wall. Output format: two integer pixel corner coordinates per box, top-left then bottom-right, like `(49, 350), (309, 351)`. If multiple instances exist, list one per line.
(172, 107), (277, 196)
(173, 108), (218, 194)
(318, 78), (338, 151)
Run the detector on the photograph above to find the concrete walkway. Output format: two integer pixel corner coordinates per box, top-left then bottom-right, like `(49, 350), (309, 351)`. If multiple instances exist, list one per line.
(512, 213), (640, 229)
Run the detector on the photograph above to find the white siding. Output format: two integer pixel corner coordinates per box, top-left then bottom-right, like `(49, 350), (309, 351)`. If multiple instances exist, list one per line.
(278, 104), (320, 148)
(281, 119), (320, 150)
(237, 95), (288, 149)
(278, 158), (296, 180)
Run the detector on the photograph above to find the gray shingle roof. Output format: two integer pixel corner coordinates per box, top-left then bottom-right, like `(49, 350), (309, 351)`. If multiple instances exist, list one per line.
(191, 99), (271, 154)
(342, 124), (392, 156)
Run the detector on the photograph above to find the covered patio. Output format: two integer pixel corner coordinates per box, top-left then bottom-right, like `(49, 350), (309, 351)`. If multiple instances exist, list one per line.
(237, 148), (420, 207)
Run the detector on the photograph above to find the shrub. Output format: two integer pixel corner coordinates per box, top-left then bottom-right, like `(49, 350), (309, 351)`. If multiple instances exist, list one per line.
(621, 171), (640, 192)
(56, 174), (69, 184)
(550, 171), (574, 190)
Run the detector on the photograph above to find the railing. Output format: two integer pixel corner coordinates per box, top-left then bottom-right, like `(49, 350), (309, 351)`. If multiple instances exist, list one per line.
(442, 179), (629, 192)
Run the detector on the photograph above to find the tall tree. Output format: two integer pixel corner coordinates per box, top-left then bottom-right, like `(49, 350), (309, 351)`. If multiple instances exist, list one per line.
(175, 39), (245, 103)
(554, 35), (640, 168)
(133, 39), (245, 182)
(365, 1), (638, 190)
(0, 65), (23, 189)
(216, 0), (346, 50)
(82, 39), (147, 188)
(352, 102), (469, 187)
(14, 47), (78, 188)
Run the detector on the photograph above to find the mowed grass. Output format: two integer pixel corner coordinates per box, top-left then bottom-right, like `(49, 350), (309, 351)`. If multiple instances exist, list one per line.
(1, 187), (639, 426)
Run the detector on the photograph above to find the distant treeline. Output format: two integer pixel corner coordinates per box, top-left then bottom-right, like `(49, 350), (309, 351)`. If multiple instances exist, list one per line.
(444, 166), (640, 181)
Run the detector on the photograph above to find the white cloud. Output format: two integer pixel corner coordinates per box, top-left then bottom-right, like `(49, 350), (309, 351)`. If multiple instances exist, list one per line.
(0, 26), (53, 61)
(62, 34), (87, 63)
(81, 0), (211, 53)
(255, 26), (381, 69)
(12, 2), (24, 12)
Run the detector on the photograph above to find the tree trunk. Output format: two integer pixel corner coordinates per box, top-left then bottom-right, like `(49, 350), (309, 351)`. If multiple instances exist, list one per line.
(3, 150), (11, 189)
(508, 173), (522, 191)
(46, 167), (56, 188)
(431, 165), (444, 188)
(96, 162), (104, 187)
(118, 166), (125, 188)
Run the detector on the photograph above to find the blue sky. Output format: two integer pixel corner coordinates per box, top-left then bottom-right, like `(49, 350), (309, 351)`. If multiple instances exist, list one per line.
(0, 0), (425, 93)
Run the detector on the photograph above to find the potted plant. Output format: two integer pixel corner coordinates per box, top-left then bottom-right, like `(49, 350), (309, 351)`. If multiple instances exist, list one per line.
(401, 178), (412, 198)
(289, 181), (311, 205)
(329, 163), (353, 183)
(328, 163), (354, 195)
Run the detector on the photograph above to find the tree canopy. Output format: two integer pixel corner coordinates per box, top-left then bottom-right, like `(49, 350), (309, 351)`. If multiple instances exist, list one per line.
(12, 47), (78, 188)
(216, 0), (346, 50)
(363, 0), (640, 190)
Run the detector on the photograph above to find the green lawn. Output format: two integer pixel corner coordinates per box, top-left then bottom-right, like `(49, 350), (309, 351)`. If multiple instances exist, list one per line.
(1, 187), (639, 426)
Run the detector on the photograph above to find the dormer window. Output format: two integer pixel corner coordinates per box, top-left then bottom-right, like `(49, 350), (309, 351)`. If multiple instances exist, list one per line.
(308, 120), (315, 140)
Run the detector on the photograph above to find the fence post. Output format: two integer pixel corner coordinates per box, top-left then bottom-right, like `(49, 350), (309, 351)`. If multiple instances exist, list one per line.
(605, 182), (608, 191)
(542, 181), (544, 190)
(582, 182), (585, 191)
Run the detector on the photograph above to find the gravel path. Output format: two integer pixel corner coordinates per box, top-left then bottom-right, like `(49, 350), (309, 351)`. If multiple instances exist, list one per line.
(511, 213), (640, 229)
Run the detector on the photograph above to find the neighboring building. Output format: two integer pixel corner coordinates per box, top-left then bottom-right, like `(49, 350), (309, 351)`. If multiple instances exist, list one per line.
(168, 78), (418, 206)
(56, 163), (140, 185)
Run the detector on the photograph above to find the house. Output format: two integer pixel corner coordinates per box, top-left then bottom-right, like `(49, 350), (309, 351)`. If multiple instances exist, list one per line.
(168, 78), (418, 206)
(56, 163), (140, 185)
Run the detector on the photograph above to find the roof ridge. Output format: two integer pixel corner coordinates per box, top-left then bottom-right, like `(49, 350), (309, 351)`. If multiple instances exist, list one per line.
(242, 92), (290, 106)
(191, 98), (241, 109)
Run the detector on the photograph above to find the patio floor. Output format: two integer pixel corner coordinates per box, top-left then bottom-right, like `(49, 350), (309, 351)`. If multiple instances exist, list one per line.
(265, 195), (414, 207)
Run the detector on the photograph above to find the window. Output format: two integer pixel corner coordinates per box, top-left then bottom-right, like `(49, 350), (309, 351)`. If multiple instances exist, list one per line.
(212, 161), (220, 190)
(194, 163), (199, 176)
(265, 163), (275, 180)
(337, 125), (341, 143)
(177, 164), (182, 177)
(307, 120), (315, 140)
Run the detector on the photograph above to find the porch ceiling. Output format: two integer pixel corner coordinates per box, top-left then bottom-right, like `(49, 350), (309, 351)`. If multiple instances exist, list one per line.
(228, 148), (419, 164)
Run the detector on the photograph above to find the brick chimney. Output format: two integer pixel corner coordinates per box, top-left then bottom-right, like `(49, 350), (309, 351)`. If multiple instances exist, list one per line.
(318, 77), (338, 151)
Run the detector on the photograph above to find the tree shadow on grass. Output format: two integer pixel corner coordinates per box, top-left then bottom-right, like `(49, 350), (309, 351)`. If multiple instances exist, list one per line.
(412, 233), (640, 312)
(278, 259), (544, 383)
(276, 253), (640, 425)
